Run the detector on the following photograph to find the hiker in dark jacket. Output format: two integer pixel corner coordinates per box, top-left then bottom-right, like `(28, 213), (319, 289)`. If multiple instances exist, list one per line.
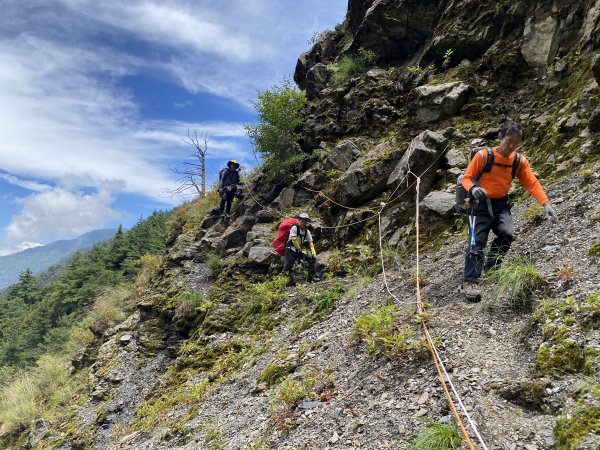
(461, 121), (558, 302)
(219, 160), (240, 216)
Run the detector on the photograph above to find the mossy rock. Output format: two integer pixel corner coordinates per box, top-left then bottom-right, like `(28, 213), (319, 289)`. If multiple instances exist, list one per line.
(554, 397), (600, 450)
(494, 379), (549, 412)
(537, 340), (584, 375)
(258, 361), (299, 387)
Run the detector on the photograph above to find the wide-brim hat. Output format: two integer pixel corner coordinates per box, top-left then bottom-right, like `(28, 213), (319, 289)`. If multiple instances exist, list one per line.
(298, 213), (310, 221)
(227, 160), (240, 169)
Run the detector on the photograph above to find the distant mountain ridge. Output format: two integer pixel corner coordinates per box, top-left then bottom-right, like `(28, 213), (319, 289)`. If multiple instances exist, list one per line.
(0, 229), (116, 289)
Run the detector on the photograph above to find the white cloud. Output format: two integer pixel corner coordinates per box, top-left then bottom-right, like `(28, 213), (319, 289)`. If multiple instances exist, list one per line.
(0, 0), (346, 248)
(1, 188), (120, 254)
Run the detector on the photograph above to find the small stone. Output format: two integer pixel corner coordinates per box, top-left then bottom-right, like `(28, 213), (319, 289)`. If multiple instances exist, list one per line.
(413, 408), (428, 417)
(119, 334), (132, 345)
(525, 445), (538, 450)
(296, 401), (322, 411)
(329, 431), (340, 444)
(417, 392), (429, 404)
(398, 423), (407, 434)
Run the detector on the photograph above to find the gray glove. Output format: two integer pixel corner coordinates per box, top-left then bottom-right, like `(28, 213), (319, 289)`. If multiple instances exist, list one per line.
(470, 186), (488, 201)
(544, 203), (558, 223)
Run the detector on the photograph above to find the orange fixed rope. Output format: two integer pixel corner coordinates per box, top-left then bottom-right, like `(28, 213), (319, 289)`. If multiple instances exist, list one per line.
(413, 177), (486, 450)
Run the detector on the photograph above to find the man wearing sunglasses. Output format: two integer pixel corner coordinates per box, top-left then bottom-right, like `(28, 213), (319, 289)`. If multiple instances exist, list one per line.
(461, 121), (558, 302)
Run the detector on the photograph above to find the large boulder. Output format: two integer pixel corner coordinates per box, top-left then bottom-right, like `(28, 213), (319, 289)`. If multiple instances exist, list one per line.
(272, 188), (295, 210)
(348, 0), (442, 63)
(306, 63), (330, 99)
(221, 215), (256, 250)
(387, 130), (448, 199)
(445, 147), (468, 168)
(325, 140), (363, 171)
(521, 14), (560, 67)
(593, 53), (600, 84)
(247, 247), (277, 266)
(408, 82), (472, 124)
(332, 140), (404, 207)
(420, 191), (455, 216)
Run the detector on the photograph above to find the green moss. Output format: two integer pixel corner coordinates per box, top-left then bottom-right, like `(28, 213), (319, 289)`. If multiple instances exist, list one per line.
(537, 340), (584, 375)
(554, 379), (600, 449)
(589, 241), (600, 257)
(258, 362), (297, 387)
(584, 347), (600, 376)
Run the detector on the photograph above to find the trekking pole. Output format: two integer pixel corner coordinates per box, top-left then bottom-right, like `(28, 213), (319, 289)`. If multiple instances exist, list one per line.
(468, 202), (477, 254)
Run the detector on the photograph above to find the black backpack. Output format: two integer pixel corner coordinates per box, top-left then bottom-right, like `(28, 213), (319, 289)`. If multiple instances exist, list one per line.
(454, 147), (521, 212)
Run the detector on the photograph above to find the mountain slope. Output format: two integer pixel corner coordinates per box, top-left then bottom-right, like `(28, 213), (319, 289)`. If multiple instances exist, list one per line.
(0, 229), (116, 288)
(1, 0), (600, 448)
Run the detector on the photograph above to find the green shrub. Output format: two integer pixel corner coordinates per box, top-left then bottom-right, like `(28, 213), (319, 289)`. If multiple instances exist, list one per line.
(354, 304), (425, 357)
(206, 253), (224, 278)
(442, 48), (454, 71)
(244, 78), (307, 168)
(329, 48), (378, 87)
(88, 285), (134, 336)
(412, 420), (462, 450)
(483, 255), (545, 308)
(0, 356), (75, 431)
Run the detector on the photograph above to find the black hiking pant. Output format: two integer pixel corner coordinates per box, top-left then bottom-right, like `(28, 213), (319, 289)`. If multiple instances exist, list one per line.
(464, 197), (514, 282)
(282, 247), (316, 278)
(219, 190), (235, 213)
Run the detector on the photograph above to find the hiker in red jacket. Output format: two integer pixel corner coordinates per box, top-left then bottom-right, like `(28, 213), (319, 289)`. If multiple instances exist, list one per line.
(461, 121), (558, 301)
(281, 213), (319, 282)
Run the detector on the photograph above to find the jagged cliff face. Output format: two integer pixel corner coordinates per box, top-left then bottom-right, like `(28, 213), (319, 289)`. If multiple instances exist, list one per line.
(4, 1), (600, 449)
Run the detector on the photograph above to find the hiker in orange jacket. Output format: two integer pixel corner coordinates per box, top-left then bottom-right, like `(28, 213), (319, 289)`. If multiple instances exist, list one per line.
(461, 121), (558, 301)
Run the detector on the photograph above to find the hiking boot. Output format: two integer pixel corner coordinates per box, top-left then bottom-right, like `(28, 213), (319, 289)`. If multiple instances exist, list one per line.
(463, 281), (481, 302)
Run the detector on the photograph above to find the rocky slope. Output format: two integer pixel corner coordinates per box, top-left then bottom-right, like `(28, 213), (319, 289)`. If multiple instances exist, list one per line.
(5, 0), (600, 449)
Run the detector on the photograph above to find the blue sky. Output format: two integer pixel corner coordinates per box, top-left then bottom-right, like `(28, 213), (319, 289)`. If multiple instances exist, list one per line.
(0, 0), (346, 255)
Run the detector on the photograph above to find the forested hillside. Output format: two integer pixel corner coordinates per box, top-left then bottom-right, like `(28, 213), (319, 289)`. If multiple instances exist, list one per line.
(0, 229), (117, 289)
(0, 212), (168, 376)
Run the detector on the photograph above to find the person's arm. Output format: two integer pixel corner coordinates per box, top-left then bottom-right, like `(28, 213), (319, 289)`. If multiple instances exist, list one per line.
(308, 241), (316, 256)
(461, 151), (486, 192)
(289, 226), (301, 251)
(516, 157), (549, 205)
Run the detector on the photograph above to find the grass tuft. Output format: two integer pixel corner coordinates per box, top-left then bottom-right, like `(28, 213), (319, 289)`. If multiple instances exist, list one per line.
(412, 420), (462, 450)
(483, 255), (545, 309)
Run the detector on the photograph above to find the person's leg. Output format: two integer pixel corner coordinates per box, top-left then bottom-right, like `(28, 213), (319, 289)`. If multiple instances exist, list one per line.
(219, 195), (226, 213)
(282, 248), (297, 273)
(307, 257), (317, 280)
(485, 209), (514, 271)
(225, 192), (234, 213)
(464, 211), (493, 282)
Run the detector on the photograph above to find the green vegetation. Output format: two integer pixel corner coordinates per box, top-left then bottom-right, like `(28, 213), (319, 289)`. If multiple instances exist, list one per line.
(293, 282), (347, 333)
(353, 304), (428, 358)
(0, 355), (76, 431)
(482, 255), (545, 309)
(329, 48), (378, 87)
(442, 48), (454, 71)
(269, 365), (335, 429)
(589, 240), (600, 258)
(554, 378), (600, 449)
(0, 211), (169, 369)
(533, 294), (599, 376)
(412, 420), (462, 450)
(244, 78), (307, 181)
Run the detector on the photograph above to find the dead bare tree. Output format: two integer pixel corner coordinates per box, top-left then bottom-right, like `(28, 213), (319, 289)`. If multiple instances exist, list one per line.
(170, 129), (211, 198)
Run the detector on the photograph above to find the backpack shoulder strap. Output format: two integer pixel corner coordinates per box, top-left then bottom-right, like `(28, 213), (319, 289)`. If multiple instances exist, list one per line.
(511, 152), (522, 178)
(474, 147), (493, 182)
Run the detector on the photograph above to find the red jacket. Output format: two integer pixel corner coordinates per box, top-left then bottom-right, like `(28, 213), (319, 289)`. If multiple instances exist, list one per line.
(461, 147), (549, 205)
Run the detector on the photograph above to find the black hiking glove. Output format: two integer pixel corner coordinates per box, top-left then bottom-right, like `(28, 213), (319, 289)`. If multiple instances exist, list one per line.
(543, 203), (558, 223)
(470, 186), (488, 201)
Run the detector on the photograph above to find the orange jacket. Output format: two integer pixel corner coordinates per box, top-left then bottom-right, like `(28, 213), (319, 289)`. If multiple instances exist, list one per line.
(461, 147), (549, 205)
